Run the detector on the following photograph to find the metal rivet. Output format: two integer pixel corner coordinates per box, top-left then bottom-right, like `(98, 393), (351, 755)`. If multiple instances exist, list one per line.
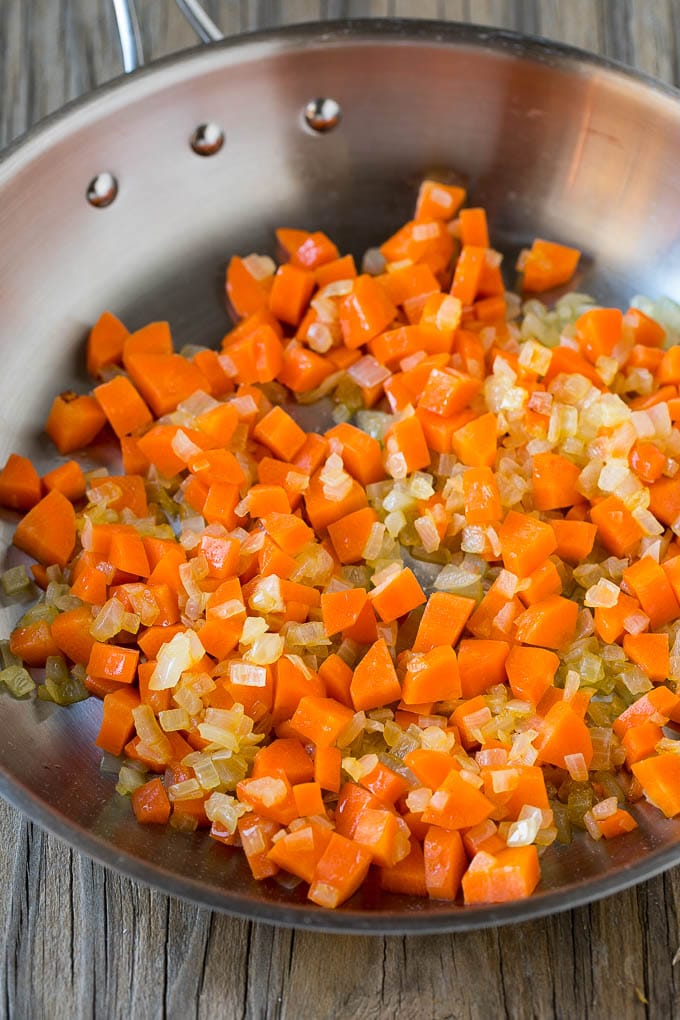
(86, 172), (118, 208)
(304, 97), (342, 134)
(191, 122), (225, 156)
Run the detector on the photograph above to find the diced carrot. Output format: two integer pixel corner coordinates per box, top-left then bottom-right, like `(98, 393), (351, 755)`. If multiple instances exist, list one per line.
(350, 638), (402, 712)
(267, 822), (333, 884)
(237, 770), (298, 826)
(536, 701), (593, 770)
(613, 686), (680, 737)
(251, 738), (314, 785)
(0, 454), (42, 511)
(86, 311), (129, 377)
(339, 275), (397, 349)
(418, 368), (481, 417)
(543, 346), (605, 389)
(226, 256), (273, 318)
(381, 219), (454, 275)
(500, 765), (550, 820)
(451, 412), (498, 468)
(657, 346), (680, 385)
(576, 308), (623, 363)
(308, 832), (372, 908)
(595, 808), (638, 839)
(237, 814), (281, 880)
(470, 590), (520, 649)
(519, 559), (562, 606)
(629, 440), (666, 484)
(462, 466), (502, 525)
(371, 324), (452, 366)
(632, 754), (680, 817)
(412, 592), (475, 652)
(87, 642), (139, 685)
(303, 469), (368, 532)
(531, 452), (584, 511)
(621, 721), (664, 767)
(325, 423), (385, 486)
(95, 687), (140, 755)
(108, 530), (151, 578)
(335, 782), (384, 838)
(381, 838), (428, 897)
(314, 745), (342, 793)
(124, 353), (209, 417)
(549, 519), (597, 564)
(202, 481), (240, 528)
(352, 808), (410, 868)
(402, 646), (460, 704)
(93, 375), (153, 437)
(41, 460), (86, 502)
(359, 760), (410, 806)
(593, 590), (643, 644)
(384, 414), (431, 476)
(9, 618), (61, 667)
(623, 632), (670, 683)
(414, 180), (466, 221)
(421, 771), (494, 830)
(505, 645), (559, 705)
(458, 639), (510, 698)
(277, 228), (339, 270)
(451, 246), (486, 305)
(462, 846), (540, 903)
(498, 511), (557, 578)
(590, 495), (644, 558)
(469, 586), (520, 645)
(623, 308), (665, 348)
(131, 778), (171, 825)
(291, 780), (326, 818)
(221, 325), (284, 386)
(314, 254), (357, 287)
(45, 392), (107, 454)
(246, 484), (291, 518)
(84, 675), (128, 699)
(369, 567), (426, 624)
(191, 349), (233, 398)
(50, 606), (96, 665)
(520, 239), (580, 293)
(253, 405), (307, 461)
(513, 595), (579, 650)
(404, 749), (457, 790)
(289, 695), (353, 749)
(321, 587), (368, 637)
(460, 208), (490, 248)
(327, 506), (379, 564)
(622, 557), (680, 629)
(381, 263), (440, 314)
(13, 489), (76, 568)
(424, 826), (468, 900)
(649, 476), (680, 529)
(278, 341), (335, 392)
(122, 321), (173, 363)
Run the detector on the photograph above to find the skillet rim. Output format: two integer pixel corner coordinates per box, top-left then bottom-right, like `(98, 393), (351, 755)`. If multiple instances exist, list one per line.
(2, 16), (680, 933)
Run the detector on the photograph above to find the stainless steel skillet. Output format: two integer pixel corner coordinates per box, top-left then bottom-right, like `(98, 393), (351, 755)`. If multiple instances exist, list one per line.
(1, 0), (680, 933)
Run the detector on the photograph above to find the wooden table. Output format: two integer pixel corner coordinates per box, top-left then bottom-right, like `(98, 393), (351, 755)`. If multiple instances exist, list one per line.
(2, 2), (680, 1016)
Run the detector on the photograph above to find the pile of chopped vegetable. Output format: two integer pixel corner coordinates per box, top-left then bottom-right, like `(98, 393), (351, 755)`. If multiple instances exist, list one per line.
(3, 178), (680, 910)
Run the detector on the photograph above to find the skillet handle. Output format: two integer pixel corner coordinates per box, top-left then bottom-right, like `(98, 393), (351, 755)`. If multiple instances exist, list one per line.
(175, 0), (225, 43)
(112, 0), (144, 73)
(112, 0), (224, 74)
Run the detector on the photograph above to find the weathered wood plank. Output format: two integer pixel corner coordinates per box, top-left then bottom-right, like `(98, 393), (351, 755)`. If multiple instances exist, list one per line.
(1, 3), (680, 1019)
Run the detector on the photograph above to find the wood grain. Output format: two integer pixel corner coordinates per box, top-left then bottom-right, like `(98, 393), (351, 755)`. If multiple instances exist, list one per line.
(2, 2), (680, 1018)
